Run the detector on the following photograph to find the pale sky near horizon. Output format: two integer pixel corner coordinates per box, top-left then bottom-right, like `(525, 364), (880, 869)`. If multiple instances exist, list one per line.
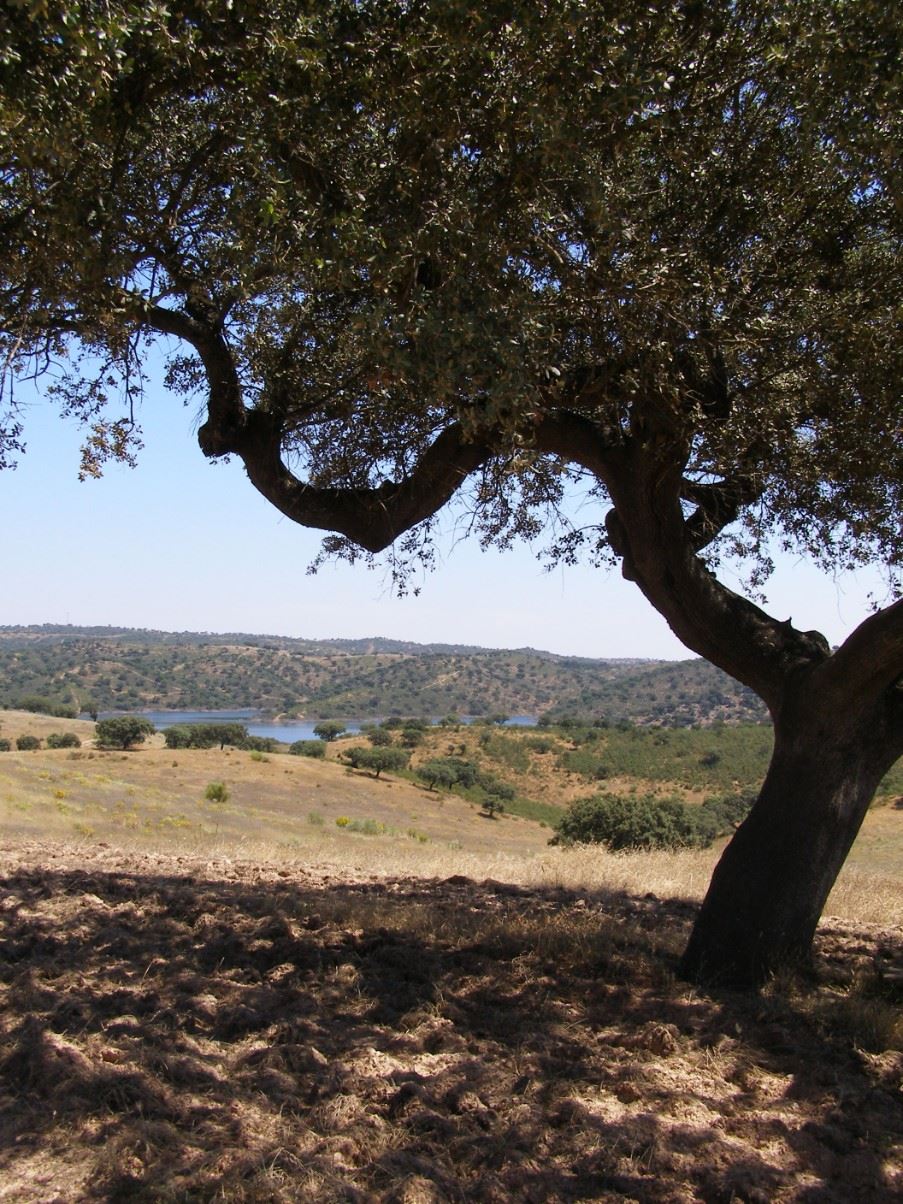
(1, 376), (891, 661)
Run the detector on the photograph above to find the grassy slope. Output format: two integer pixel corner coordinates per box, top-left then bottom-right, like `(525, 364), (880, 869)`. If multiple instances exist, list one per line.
(0, 710), (900, 1200)
(1, 710), (900, 924)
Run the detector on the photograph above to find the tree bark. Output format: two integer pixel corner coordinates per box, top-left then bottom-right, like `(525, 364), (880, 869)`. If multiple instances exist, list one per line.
(679, 671), (903, 986)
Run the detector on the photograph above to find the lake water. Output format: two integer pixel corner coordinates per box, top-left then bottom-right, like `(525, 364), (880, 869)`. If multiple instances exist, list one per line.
(96, 709), (536, 743)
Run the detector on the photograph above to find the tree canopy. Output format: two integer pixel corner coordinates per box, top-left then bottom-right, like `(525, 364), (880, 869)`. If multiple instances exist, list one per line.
(1, 0), (900, 983)
(95, 715), (156, 750)
(2, 0), (899, 586)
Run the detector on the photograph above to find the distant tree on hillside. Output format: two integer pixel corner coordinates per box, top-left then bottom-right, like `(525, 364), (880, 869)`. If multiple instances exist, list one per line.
(313, 721), (347, 743)
(366, 727), (394, 747)
(95, 716), (156, 750)
(343, 746), (409, 778)
(164, 722), (248, 750)
(480, 797), (505, 820)
(417, 759), (461, 792)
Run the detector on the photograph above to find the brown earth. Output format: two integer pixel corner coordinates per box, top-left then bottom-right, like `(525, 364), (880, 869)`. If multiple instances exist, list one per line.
(1, 837), (901, 1203)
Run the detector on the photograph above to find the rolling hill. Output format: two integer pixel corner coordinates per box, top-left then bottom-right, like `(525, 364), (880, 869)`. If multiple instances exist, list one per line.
(0, 624), (767, 725)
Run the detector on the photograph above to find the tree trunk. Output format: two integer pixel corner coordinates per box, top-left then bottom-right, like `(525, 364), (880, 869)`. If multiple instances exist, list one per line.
(679, 681), (902, 987)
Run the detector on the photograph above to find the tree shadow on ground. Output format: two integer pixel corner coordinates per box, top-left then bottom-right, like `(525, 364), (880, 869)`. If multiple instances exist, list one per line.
(0, 858), (900, 1201)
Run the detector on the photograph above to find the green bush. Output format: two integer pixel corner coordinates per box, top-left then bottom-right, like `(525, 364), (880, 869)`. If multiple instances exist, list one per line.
(0, 738), (10, 752)
(475, 771), (515, 802)
(699, 793), (755, 832)
(16, 735), (41, 751)
(553, 793), (710, 851)
(289, 739), (327, 758)
(241, 735), (278, 752)
(526, 736), (556, 754)
(46, 732), (82, 749)
(204, 781), (229, 803)
(366, 727), (394, 746)
(163, 725), (193, 749)
(346, 817), (384, 835)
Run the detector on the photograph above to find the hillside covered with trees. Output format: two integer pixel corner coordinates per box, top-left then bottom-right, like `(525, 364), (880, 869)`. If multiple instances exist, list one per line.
(0, 625), (765, 725)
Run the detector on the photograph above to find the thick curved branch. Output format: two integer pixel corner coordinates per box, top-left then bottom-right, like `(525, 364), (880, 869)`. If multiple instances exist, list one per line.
(825, 597), (903, 699)
(232, 413), (495, 552)
(682, 476), (763, 550)
(531, 410), (830, 710)
(145, 306), (496, 551)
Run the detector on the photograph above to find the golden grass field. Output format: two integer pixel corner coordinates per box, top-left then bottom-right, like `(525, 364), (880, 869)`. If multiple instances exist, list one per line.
(0, 710), (900, 927)
(0, 710), (900, 1201)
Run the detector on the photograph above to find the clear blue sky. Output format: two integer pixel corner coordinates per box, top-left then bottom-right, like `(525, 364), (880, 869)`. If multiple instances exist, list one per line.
(1, 375), (889, 660)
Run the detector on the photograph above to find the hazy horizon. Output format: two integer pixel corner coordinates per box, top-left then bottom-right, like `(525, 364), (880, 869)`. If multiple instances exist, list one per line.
(0, 619), (686, 663)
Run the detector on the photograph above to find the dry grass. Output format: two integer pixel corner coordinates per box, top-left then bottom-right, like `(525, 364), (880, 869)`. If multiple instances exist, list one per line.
(1, 709), (899, 932)
(0, 710), (99, 741)
(0, 840), (901, 1202)
(0, 712), (900, 1200)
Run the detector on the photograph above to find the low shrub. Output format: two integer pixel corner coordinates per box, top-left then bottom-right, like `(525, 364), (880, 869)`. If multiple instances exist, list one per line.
(475, 771), (515, 802)
(346, 817), (384, 835)
(0, 738), (11, 752)
(241, 735), (278, 753)
(553, 792), (712, 851)
(46, 732), (82, 749)
(289, 739), (327, 758)
(700, 793), (755, 831)
(526, 736), (556, 754)
(16, 735), (41, 751)
(16, 695), (78, 718)
(204, 781), (230, 803)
